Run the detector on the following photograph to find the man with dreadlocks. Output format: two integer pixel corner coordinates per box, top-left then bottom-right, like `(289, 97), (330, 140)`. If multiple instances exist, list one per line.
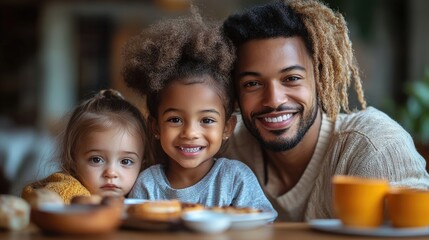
(222, 0), (429, 222)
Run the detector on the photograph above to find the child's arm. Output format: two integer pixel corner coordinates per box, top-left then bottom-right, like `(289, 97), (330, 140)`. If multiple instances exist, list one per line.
(21, 172), (90, 204)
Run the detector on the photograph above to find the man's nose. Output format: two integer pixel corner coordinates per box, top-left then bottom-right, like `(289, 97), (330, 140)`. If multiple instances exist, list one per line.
(262, 81), (288, 109)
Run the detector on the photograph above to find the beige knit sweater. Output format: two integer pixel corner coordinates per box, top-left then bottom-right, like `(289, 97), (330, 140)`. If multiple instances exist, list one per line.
(224, 107), (429, 222)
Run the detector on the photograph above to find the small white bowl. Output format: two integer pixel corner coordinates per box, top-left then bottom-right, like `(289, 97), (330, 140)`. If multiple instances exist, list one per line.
(182, 210), (231, 234)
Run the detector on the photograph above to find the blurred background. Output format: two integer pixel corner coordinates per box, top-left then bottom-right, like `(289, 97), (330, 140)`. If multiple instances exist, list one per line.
(1, 0), (429, 195)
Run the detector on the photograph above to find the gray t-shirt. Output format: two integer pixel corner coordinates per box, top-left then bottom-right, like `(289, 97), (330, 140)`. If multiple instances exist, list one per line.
(129, 158), (277, 216)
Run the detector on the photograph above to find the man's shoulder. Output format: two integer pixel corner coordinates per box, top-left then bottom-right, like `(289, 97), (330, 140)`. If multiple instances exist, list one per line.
(336, 107), (403, 133)
(332, 107), (413, 149)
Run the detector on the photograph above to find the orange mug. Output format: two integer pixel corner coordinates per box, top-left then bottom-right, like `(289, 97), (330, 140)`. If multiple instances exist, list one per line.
(386, 187), (429, 228)
(332, 175), (389, 228)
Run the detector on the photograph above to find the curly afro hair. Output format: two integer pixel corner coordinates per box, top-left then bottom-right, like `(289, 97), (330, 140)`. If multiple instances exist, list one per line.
(223, 0), (366, 120)
(122, 9), (236, 120)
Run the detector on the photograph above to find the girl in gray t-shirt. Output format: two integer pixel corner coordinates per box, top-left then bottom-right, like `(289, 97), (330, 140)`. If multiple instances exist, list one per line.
(124, 13), (276, 218)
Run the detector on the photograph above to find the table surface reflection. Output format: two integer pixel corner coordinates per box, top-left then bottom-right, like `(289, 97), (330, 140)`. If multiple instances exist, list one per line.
(1, 222), (428, 240)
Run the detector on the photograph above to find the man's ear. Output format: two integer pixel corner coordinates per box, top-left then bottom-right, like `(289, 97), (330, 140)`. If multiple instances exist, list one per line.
(148, 116), (160, 139)
(223, 115), (237, 140)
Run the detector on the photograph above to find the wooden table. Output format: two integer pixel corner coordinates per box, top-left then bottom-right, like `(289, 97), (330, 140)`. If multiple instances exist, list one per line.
(1, 222), (426, 240)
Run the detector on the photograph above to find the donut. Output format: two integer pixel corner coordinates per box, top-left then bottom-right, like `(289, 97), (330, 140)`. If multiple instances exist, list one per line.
(127, 200), (182, 222)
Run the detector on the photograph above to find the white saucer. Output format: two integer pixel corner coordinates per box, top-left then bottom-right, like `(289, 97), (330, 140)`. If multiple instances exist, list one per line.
(309, 219), (429, 237)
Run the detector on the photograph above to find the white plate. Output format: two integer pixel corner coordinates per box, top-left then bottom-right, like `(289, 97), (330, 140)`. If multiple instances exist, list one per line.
(309, 219), (429, 237)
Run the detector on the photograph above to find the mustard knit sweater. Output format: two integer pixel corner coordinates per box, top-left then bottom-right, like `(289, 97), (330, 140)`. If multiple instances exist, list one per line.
(21, 172), (91, 204)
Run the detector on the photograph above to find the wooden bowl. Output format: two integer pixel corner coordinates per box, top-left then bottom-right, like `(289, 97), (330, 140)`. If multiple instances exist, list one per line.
(31, 198), (123, 235)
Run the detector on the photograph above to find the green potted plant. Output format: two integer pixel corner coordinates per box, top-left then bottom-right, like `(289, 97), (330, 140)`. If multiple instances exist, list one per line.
(395, 67), (429, 162)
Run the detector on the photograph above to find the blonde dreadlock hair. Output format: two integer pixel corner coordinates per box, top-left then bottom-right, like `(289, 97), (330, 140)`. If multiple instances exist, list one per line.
(223, 0), (366, 119)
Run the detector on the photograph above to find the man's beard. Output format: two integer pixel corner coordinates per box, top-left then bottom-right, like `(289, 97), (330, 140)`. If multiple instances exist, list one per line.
(242, 101), (319, 152)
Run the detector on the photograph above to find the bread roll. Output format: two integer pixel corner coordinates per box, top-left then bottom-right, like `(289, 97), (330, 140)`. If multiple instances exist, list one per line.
(0, 195), (30, 230)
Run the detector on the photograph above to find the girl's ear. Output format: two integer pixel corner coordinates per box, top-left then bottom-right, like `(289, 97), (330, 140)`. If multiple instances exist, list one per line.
(223, 115), (237, 140)
(148, 116), (160, 139)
